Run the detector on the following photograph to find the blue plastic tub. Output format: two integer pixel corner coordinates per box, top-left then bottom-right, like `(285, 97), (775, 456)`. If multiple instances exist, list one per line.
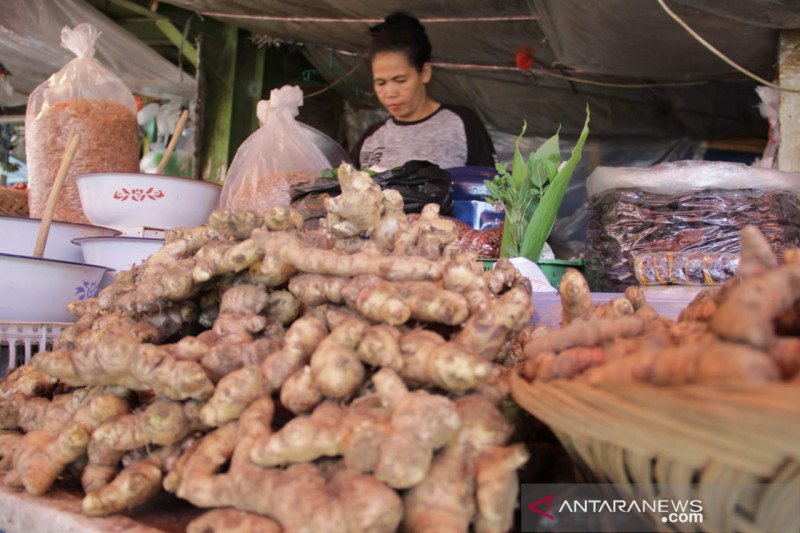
(447, 166), (504, 230)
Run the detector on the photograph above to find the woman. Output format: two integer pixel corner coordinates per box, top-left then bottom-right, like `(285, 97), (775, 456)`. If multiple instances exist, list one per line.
(351, 13), (495, 170)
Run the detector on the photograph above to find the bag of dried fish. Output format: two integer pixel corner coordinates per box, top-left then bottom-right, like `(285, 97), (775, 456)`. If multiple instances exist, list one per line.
(25, 23), (140, 224)
(219, 85), (329, 212)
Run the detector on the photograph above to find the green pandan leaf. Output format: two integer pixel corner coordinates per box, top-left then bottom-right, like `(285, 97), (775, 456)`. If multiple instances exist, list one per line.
(521, 105), (590, 260)
(509, 121), (528, 190)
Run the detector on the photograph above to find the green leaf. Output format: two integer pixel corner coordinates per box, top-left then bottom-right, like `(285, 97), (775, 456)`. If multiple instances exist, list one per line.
(509, 121), (528, 190)
(533, 131), (561, 167)
(520, 105), (591, 261)
(529, 158), (547, 192)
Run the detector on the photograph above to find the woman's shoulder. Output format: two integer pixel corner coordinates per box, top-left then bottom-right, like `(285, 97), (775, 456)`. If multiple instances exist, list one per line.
(439, 103), (482, 121)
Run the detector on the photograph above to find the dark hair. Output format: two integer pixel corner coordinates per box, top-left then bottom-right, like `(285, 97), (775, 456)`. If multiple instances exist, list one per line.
(368, 12), (431, 71)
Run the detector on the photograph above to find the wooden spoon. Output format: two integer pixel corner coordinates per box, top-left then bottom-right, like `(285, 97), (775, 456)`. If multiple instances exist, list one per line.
(155, 109), (189, 174)
(32, 129), (80, 258)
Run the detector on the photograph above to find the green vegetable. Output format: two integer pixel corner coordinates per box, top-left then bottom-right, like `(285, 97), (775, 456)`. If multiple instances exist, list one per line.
(485, 105), (590, 260)
(320, 167), (377, 180)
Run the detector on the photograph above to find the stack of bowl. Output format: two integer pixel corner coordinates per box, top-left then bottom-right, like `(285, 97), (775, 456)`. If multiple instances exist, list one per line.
(74, 172), (221, 287)
(0, 216), (117, 322)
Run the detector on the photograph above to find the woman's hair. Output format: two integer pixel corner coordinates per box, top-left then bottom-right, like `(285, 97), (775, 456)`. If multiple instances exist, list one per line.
(368, 12), (431, 71)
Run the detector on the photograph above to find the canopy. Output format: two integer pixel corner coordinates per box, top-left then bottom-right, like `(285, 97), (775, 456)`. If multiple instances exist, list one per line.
(0, 0), (195, 104)
(160, 0), (799, 139)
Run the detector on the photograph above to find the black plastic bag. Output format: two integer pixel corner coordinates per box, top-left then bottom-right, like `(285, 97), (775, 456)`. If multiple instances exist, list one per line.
(291, 160), (453, 222)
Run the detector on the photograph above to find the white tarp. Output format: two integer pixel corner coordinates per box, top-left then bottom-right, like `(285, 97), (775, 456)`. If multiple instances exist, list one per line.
(0, 0), (195, 102)
(161, 0), (799, 139)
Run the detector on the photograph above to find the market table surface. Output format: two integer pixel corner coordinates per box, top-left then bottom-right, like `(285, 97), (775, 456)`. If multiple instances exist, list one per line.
(0, 482), (202, 533)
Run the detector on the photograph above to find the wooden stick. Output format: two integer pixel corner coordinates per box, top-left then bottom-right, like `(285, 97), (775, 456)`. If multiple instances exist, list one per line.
(32, 129), (80, 258)
(156, 109), (189, 174)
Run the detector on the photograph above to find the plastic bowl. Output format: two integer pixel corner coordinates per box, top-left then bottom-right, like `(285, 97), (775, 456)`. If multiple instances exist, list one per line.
(76, 173), (221, 233)
(0, 215), (119, 263)
(0, 253), (108, 322)
(72, 236), (164, 272)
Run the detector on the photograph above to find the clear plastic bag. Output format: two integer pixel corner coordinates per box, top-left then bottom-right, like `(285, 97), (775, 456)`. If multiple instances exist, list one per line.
(220, 85), (330, 212)
(585, 162), (800, 291)
(25, 23), (140, 224)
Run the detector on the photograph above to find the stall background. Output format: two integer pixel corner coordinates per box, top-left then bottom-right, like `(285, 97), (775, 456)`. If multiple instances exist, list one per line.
(2, 0), (799, 256)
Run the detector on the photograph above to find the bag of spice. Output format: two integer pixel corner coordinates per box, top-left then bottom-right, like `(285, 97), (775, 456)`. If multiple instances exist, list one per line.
(219, 85), (329, 212)
(26, 23), (140, 224)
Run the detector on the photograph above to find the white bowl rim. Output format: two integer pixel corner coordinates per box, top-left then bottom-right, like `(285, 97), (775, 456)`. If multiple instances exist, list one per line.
(71, 236), (165, 245)
(0, 214), (122, 235)
(75, 172), (222, 191)
(0, 251), (111, 271)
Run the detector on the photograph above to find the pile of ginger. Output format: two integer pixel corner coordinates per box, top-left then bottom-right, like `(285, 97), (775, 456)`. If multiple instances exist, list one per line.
(0, 164), (535, 533)
(520, 225), (800, 386)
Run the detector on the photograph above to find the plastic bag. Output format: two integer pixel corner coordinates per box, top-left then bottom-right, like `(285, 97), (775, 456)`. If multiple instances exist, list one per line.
(291, 160), (453, 223)
(25, 23), (139, 224)
(220, 85), (330, 212)
(585, 162), (800, 291)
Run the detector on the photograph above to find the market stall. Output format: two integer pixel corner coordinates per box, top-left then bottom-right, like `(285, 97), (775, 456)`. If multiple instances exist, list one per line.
(0, 1), (799, 532)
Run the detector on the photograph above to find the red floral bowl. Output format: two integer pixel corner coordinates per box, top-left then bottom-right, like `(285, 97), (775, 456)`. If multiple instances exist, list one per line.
(76, 172), (220, 234)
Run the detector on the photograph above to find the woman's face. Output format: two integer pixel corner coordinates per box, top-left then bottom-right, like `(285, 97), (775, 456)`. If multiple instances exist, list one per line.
(372, 51), (432, 121)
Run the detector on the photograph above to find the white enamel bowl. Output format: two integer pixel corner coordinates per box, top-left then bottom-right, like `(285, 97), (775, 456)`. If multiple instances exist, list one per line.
(0, 215), (119, 263)
(72, 236), (164, 272)
(0, 253), (109, 322)
(75, 173), (221, 233)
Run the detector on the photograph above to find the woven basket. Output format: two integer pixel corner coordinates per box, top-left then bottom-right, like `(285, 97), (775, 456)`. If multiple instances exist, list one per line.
(0, 189), (28, 217)
(509, 371), (800, 533)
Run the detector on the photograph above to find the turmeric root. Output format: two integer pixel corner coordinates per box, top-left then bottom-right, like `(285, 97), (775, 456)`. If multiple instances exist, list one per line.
(768, 337), (800, 380)
(288, 273), (347, 306)
(559, 268), (592, 326)
(252, 368), (461, 490)
(524, 316), (645, 358)
(397, 281), (470, 325)
(678, 288), (719, 322)
(525, 346), (607, 382)
(309, 318), (368, 399)
(711, 263), (800, 349)
(0, 367), (57, 429)
(207, 209), (263, 240)
(340, 276), (410, 326)
(0, 366), (57, 401)
(83, 445), (179, 516)
(324, 163), (384, 238)
(192, 240), (238, 283)
(187, 509), (282, 533)
(251, 228), (443, 282)
(593, 296), (634, 320)
(83, 399), (201, 493)
(280, 366), (324, 414)
(474, 444), (531, 533)
(404, 395), (520, 533)
(737, 224), (778, 279)
(398, 330), (494, 392)
(393, 203), (459, 259)
(372, 189), (407, 252)
(624, 286), (646, 310)
(455, 285), (534, 361)
(248, 400), (384, 467)
(178, 400), (403, 533)
(13, 391), (130, 495)
(368, 368), (462, 489)
(357, 324), (403, 370)
(578, 341), (779, 385)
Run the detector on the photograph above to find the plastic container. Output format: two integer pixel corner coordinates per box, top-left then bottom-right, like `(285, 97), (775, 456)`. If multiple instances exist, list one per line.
(448, 166), (504, 230)
(530, 287), (700, 327)
(0, 215), (119, 263)
(480, 258), (584, 288)
(0, 253), (108, 322)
